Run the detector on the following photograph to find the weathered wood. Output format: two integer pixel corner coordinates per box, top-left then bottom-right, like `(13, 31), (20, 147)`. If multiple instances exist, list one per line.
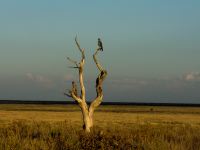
(65, 37), (107, 132)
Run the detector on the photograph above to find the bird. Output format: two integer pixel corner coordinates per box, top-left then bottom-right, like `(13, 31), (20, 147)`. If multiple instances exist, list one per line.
(98, 38), (103, 51)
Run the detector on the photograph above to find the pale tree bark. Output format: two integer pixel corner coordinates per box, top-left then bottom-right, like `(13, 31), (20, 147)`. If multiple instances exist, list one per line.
(65, 37), (107, 132)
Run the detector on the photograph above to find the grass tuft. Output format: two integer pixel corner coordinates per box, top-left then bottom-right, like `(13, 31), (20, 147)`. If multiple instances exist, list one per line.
(0, 121), (200, 150)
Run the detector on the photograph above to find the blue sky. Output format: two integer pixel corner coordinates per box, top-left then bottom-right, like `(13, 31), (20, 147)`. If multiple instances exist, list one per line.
(0, 1), (200, 103)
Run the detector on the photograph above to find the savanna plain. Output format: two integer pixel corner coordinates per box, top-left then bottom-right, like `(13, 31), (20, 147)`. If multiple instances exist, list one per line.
(0, 104), (200, 150)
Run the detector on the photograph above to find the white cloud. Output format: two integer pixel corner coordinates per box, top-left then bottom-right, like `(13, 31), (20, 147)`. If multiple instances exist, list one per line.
(26, 73), (53, 88)
(183, 72), (200, 81)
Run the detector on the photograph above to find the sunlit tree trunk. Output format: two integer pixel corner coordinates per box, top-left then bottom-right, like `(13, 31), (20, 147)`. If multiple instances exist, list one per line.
(65, 37), (107, 132)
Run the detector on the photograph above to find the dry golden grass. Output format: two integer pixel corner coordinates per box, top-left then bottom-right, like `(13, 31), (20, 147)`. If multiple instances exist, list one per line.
(1, 104), (200, 127)
(0, 104), (200, 149)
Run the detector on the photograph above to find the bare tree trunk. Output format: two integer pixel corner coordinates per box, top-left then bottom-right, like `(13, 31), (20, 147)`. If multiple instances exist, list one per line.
(65, 37), (107, 132)
(81, 104), (93, 132)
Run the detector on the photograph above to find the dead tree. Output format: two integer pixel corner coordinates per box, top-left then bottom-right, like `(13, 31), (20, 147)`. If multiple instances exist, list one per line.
(65, 37), (107, 132)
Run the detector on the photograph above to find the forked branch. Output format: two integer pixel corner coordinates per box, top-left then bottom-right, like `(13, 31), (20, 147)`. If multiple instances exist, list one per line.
(67, 57), (79, 68)
(66, 37), (86, 101)
(64, 81), (82, 104)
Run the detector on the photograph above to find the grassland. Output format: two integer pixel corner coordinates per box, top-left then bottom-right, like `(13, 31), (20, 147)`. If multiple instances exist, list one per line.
(0, 104), (200, 149)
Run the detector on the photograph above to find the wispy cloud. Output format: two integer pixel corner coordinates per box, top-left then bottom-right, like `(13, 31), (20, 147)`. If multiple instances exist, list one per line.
(183, 72), (200, 81)
(26, 73), (53, 88)
(110, 78), (148, 85)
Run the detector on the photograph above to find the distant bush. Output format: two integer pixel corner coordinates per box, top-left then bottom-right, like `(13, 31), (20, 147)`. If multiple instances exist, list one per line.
(0, 121), (200, 150)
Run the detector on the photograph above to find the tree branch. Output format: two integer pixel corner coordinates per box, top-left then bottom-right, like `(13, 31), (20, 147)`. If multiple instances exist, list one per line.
(67, 57), (79, 68)
(89, 48), (107, 115)
(64, 81), (82, 104)
(93, 48), (103, 72)
(64, 91), (71, 97)
(75, 36), (85, 61)
(74, 37), (86, 100)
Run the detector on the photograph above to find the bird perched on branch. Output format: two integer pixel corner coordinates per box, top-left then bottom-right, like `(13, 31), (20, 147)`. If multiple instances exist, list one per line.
(98, 38), (103, 51)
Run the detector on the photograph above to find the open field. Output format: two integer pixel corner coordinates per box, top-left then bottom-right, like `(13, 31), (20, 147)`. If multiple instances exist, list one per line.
(0, 104), (200, 149)
(1, 104), (200, 126)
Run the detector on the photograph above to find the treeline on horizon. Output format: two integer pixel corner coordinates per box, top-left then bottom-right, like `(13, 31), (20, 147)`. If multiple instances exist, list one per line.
(0, 100), (200, 107)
